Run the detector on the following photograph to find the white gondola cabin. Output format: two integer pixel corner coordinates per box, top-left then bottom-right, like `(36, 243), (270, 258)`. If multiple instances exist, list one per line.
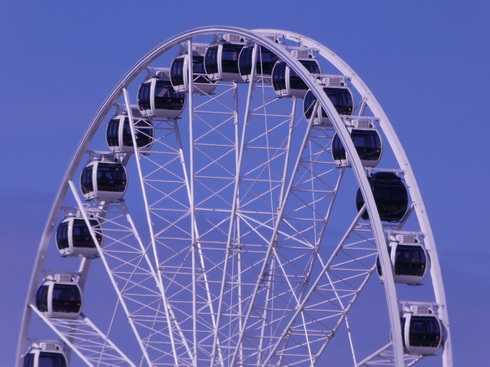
(303, 77), (353, 126)
(56, 213), (102, 258)
(35, 274), (82, 319)
(204, 34), (246, 82)
(80, 157), (127, 202)
(137, 72), (186, 118)
(23, 342), (67, 367)
(377, 233), (429, 285)
(356, 172), (408, 222)
(271, 49), (321, 98)
(170, 46), (217, 95)
(401, 305), (443, 355)
(332, 118), (382, 168)
(238, 44), (279, 82)
(106, 111), (154, 153)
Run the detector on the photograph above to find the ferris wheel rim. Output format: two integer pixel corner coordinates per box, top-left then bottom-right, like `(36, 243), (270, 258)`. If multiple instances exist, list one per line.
(17, 26), (451, 367)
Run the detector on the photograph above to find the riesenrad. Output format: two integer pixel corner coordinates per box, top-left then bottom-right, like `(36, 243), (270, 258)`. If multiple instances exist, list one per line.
(17, 26), (452, 367)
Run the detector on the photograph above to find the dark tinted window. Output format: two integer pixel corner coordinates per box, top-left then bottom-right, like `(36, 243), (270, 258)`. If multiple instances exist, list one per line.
(137, 82), (152, 111)
(395, 245), (427, 276)
(72, 219), (101, 248)
(106, 118), (120, 148)
(192, 55), (205, 74)
(289, 68), (307, 91)
(35, 285), (49, 312)
(56, 222), (69, 250)
(304, 88), (353, 120)
(325, 88), (353, 115)
(333, 130), (381, 163)
(356, 173), (408, 222)
(221, 43), (243, 74)
(238, 47), (253, 76)
(301, 60), (321, 74)
(39, 352), (67, 367)
(122, 118), (132, 146)
(257, 47), (279, 75)
(239, 46), (278, 77)
(409, 316), (441, 347)
(192, 55), (212, 84)
(372, 181), (408, 221)
(170, 57), (185, 86)
(121, 119), (153, 148)
(96, 163), (126, 192)
(332, 134), (346, 161)
(303, 91), (316, 119)
(80, 166), (94, 194)
(23, 353), (34, 367)
(154, 80), (185, 111)
(272, 62), (287, 91)
(204, 46), (219, 75)
(52, 284), (82, 313)
(289, 60), (320, 91)
(351, 130), (381, 162)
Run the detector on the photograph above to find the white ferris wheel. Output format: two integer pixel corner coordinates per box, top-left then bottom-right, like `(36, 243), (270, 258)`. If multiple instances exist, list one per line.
(17, 26), (452, 367)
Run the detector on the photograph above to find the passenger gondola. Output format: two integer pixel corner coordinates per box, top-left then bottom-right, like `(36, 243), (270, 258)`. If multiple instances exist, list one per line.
(80, 158), (127, 202)
(170, 47), (217, 94)
(204, 35), (245, 82)
(401, 308), (443, 355)
(137, 73), (186, 118)
(36, 275), (82, 319)
(356, 172), (408, 222)
(23, 342), (67, 367)
(272, 50), (321, 98)
(106, 111), (154, 153)
(332, 128), (382, 168)
(303, 82), (353, 125)
(56, 213), (102, 258)
(377, 234), (429, 285)
(238, 44), (279, 82)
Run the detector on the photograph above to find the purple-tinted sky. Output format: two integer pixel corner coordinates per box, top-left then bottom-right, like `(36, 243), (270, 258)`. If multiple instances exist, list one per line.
(1, 1), (489, 365)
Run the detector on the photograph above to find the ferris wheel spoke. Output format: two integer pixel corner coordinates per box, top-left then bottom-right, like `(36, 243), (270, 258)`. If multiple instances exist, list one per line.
(185, 40), (201, 364)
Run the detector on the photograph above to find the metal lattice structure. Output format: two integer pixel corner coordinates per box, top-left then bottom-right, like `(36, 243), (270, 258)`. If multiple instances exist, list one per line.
(17, 26), (452, 367)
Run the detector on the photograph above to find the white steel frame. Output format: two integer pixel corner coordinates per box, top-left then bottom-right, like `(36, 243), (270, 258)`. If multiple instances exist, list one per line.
(17, 26), (452, 367)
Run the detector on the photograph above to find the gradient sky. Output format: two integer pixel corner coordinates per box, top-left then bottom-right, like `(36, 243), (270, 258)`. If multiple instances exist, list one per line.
(1, 0), (489, 365)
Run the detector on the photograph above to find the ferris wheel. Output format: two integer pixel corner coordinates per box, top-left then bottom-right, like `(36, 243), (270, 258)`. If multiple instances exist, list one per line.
(17, 26), (452, 367)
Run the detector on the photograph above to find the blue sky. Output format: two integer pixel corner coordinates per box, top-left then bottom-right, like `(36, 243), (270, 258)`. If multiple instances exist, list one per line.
(1, 0), (489, 365)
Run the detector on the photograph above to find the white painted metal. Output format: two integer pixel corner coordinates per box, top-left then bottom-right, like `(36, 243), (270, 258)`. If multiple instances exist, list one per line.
(17, 26), (451, 367)
(258, 28), (452, 366)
